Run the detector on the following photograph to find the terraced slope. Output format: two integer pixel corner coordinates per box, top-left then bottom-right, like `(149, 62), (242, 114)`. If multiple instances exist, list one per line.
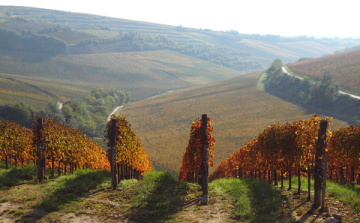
(1, 6), (360, 69)
(0, 50), (244, 108)
(288, 50), (360, 94)
(120, 72), (348, 174)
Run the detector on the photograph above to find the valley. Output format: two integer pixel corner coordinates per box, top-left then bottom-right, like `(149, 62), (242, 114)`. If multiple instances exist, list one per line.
(1, 4), (360, 223)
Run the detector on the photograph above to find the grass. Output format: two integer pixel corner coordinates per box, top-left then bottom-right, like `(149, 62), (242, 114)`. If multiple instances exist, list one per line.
(3, 165), (360, 222)
(39, 169), (111, 212)
(210, 178), (283, 222)
(277, 176), (360, 220)
(130, 171), (190, 222)
(0, 165), (37, 188)
(121, 71), (348, 175)
(0, 166), (290, 222)
(256, 72), (267, 90)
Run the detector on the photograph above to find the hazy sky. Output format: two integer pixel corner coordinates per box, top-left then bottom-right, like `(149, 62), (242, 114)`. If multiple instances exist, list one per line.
(1, 0), (359, 38)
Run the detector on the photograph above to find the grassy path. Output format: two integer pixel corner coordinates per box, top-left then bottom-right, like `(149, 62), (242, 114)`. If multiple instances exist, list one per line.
(1, 166), (360, 222)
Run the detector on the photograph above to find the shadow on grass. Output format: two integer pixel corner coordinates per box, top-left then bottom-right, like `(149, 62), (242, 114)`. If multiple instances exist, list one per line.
(0, 166), (37, 189)
(242, 178), (283, 223)
(129, 171), (190, 223)
(22, 169), (110, 221)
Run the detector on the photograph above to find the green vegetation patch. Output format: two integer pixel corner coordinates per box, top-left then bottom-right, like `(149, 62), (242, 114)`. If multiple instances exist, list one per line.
(130, 171), (190, 222)
(256, 72), (268, 91)
(210, 178), (283, 222)
(40, 169), (111, 212)
(0, 166), (37, 188)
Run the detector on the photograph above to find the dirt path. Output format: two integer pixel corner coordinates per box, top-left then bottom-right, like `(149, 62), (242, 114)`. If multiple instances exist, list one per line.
(107, 105), (124, 121)
(107, 88), (183, 121)
(282, 66), (360, 100)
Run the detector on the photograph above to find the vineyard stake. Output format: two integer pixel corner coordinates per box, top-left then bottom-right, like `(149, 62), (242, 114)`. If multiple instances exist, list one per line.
(321, 154), (328, 211)
(201, 114), (208, 205)
(313, 120), (328, 209)
(37, 117), (44, 182)
(110, 118), (117, 189)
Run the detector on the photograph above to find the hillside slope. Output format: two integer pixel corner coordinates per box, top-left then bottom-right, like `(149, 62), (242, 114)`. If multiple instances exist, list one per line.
(1, 6), (360, 70)
(288, 50), (360, 94)
(0, 50), (244, 107)
(120, 72), (348, 174)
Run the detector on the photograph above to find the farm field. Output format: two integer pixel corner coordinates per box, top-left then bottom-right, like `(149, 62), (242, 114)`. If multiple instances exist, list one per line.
(120, 71), (348, 175)
(0, 50), (244, 108)
(288, 50), (360, 94)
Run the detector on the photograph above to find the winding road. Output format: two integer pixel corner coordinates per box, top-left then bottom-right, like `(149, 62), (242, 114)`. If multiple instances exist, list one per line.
(282, 67), (360, 100)
(107, 105), (124, 121)
(107, 88), (183, 121)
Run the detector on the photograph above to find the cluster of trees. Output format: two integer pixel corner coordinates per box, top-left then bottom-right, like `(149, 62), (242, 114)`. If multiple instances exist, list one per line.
(265, 60), (360, 120)
(72, 31), (176, 53)
(0, 88), (130, 137)
(0, 102), (36, 128)
(60, 88), (130, 137)
(38, 24), (73, 34)
(0, 28), (67, 55)
(173, 44), (261, 71)
(266, 60), (340, 107)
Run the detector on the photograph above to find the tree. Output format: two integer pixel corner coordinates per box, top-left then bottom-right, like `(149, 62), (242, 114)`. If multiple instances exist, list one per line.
(309, 71), (338, 108)
(62, 105), (74, 124)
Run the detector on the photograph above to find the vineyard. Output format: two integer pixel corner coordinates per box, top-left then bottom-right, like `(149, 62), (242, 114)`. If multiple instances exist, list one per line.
(106, 116), (153, 189)
(179, 116), (215, 183)
(1, 113), (360, 222)
(209, 115), (360, 209)
(0, 116), (153, 182)
(288, 50), (360, 94)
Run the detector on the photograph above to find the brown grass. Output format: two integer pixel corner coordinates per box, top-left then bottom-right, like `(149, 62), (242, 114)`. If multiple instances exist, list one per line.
(121, 72), (348, 175)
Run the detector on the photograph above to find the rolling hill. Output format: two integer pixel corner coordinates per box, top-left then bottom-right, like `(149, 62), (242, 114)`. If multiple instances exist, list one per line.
(120, 71), (348, 175)
(0, 50), (245, 108)
(1, 5), (360, 110)
(288, 49), (360, 95)
(1, 6), (360, 70)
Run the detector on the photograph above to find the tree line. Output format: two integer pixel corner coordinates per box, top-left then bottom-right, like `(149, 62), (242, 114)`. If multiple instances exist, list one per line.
(0, 88), (130, 137)
(0, 28), (67, 55)
(264, 59), (360, 122)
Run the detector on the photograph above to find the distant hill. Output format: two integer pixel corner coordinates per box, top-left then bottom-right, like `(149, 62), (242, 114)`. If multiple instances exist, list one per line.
(120, 72), (348, 175)
(1, 6), (360, 70)
(288, 50), (360, 94)
(0, 50), (244, 108)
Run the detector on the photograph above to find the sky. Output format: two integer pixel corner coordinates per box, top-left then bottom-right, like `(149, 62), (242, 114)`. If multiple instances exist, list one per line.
(1, 0), (359, 38)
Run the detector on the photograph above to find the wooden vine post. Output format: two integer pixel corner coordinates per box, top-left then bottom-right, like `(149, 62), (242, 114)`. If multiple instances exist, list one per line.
(201, 114), (209, 205)
(110, 118), (117, 189)
(313, 120), (328, 209)
(37, 117), (44, 182)
(322, 154), (328, 211)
